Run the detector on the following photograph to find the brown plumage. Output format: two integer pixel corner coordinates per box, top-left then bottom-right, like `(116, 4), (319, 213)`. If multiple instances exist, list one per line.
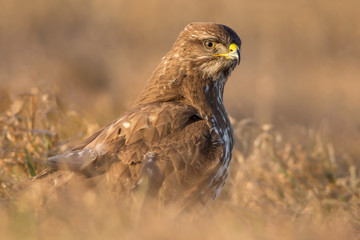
(35, 22), (241, 209)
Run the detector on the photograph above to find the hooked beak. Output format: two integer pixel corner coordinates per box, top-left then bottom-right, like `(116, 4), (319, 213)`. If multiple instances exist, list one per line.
(213, 43), (240, 65)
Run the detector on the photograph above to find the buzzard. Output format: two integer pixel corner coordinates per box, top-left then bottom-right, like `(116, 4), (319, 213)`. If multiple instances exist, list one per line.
(40, 22), (241, 209)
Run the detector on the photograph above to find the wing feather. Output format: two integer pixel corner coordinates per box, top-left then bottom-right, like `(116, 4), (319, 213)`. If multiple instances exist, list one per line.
(47, 102), (202, 175)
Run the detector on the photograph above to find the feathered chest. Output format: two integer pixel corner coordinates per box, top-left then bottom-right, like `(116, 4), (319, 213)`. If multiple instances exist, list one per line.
(204, 103), (234, 198)
(209, 111), (234, 170)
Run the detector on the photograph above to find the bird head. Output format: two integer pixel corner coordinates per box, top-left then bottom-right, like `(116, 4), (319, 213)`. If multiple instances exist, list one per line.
(134, 22), (241, 106)
(173, 22), (241, 80)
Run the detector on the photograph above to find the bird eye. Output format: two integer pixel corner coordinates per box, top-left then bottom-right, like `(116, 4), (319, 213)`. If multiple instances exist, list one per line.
(203, 41), (216, 49)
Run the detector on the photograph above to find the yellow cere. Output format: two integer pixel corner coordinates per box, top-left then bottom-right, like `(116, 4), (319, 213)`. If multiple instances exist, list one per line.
(228, 43), (239, 53)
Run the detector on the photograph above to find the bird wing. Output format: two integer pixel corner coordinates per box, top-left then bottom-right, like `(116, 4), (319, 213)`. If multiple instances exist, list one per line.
(103, 104), (222, 205)
(47, 101), (215, 174)
(46, 101), (223, 203)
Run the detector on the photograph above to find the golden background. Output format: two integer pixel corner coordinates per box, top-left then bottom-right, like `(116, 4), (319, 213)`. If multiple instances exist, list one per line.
(1, 0), (359, 126)
(1, 0), (360, 239)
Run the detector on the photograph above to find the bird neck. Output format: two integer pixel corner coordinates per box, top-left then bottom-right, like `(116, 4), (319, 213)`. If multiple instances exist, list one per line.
(132, 55), (184, 107)
(180, 75), (228, 120)
(133, 57), (231, 123)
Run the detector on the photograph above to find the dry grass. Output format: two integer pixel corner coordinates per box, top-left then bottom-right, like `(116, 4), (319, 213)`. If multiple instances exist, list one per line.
(1, 90), (359, 239)
(1, 0), (360, 239)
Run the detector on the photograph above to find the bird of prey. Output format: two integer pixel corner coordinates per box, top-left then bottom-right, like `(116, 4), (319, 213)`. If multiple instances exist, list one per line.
(37, 22), (241, 210)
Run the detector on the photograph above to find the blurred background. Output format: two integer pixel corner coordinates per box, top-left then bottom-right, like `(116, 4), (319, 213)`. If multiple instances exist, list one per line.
(1, 0), (360, 129)
(1, 1), (360, 238)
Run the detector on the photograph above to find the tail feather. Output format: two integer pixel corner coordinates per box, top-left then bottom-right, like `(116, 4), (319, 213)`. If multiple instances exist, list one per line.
(47, 149), (98, 171)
